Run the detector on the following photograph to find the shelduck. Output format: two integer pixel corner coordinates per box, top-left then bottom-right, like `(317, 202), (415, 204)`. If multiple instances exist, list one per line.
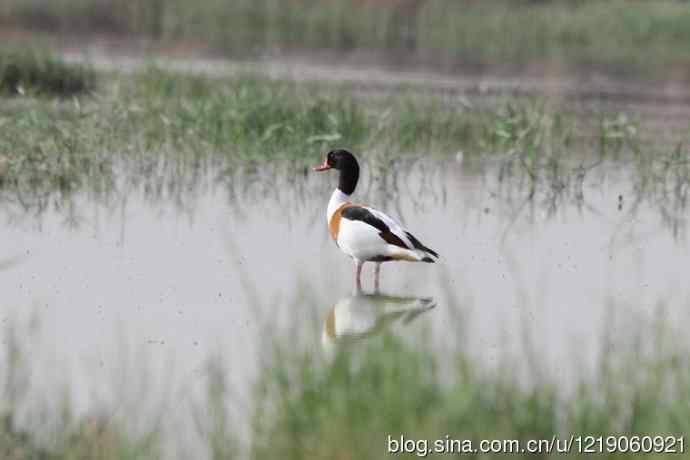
(313, 149), (439, 290)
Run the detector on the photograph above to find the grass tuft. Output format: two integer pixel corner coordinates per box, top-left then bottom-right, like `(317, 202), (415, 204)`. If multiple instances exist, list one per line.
(0, 47), (95, 96)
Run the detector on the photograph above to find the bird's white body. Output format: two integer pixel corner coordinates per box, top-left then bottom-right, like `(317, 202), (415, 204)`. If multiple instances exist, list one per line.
(326, 188), (349, 222)
(326, 189), (427, 263)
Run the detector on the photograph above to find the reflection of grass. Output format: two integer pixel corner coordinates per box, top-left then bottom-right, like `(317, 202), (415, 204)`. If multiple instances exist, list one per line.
(0, 47), (95, 96)
(3, 1), (690, 76)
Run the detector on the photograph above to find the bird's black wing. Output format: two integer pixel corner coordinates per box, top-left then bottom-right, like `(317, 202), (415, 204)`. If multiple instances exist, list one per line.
(341, 206), (410, 249)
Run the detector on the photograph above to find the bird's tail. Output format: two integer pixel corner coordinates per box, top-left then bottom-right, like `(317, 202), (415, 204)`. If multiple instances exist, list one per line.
(405, 231), (439, 261)
(389, 248), (437, 263)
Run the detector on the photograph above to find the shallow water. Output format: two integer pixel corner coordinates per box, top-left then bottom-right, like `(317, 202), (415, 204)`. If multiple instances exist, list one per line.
(1, 155), (689, 445)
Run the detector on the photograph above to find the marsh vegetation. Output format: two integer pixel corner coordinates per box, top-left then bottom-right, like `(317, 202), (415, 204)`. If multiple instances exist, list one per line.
(1, 292), (688, 459)
(1, 39), (689, 459)
(1, 55), (688, 215)
(3, 0), (690, 78)
(0, 47), (94, 96)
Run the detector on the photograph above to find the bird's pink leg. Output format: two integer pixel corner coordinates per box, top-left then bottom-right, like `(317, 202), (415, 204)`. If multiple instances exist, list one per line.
(374, 262), (382, 291)
(355, 260), (364, 292)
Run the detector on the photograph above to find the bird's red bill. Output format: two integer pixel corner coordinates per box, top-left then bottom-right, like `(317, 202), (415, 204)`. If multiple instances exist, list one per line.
(313, 162), (331, 172)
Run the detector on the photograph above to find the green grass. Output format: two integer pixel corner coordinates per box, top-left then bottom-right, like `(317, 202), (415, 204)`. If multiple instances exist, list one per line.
(1, 291), (688, 459)
(0, 47), (95, 96)
(1, 66), (688, 217)
(250, 303), (690, 459)
(0, 68), (479, 209)
(3, 0), (690, 77)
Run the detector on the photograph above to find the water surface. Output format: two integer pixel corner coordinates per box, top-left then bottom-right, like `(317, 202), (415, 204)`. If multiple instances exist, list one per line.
(1, 155), (689, 445)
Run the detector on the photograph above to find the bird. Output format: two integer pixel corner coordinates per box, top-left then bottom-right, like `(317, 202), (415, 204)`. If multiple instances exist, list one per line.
(322, 293), (436, 348)
(313, 149), (438, 290)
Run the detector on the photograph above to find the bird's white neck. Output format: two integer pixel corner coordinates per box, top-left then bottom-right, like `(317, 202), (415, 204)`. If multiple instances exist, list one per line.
(327, 189), (351, 222)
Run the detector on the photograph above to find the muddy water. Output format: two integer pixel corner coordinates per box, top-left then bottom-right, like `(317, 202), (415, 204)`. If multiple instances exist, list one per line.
(1, 156), (689, 438)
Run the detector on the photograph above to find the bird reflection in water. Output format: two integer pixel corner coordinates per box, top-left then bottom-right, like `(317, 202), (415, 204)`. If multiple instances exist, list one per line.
(322, 292), (436, 347)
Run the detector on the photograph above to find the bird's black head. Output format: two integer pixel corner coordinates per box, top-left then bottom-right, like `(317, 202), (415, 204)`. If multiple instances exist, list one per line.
(313, 149), (360, 195)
